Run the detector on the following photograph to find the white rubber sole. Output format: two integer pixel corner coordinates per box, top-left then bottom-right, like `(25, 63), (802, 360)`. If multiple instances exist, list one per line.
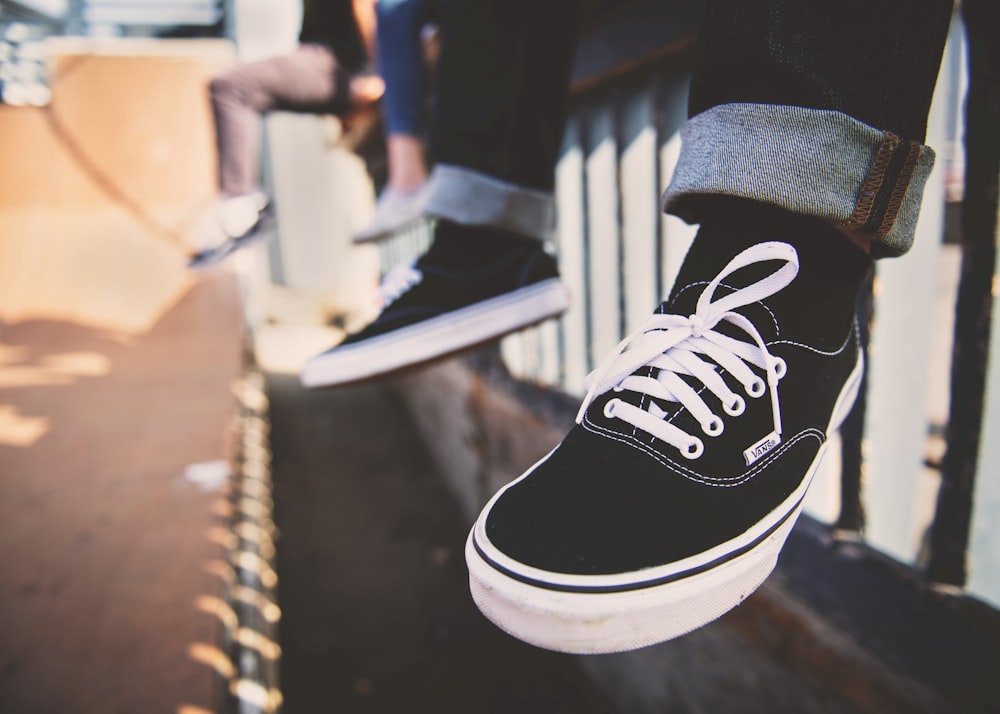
(300, 278), (571, 388)
(466, 351), (864, 654)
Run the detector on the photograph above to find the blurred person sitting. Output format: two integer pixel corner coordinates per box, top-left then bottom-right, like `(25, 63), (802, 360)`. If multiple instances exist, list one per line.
(191, 0), (384, 268)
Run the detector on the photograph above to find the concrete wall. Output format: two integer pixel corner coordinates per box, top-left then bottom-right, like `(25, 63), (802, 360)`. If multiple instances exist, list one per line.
(391, 349), (577, 524)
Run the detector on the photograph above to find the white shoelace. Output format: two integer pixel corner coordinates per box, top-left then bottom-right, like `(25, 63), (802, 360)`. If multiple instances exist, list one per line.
(577, 241), (799, 460)
(378, 261), (423, 308)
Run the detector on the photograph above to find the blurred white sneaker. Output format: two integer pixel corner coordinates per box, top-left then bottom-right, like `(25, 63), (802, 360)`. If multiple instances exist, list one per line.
(188, 191), (272, 270)
(353, 183), (430, 243)
(218, 191), (270, 240)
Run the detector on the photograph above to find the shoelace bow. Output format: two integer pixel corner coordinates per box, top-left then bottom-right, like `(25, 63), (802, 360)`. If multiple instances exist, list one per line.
(378, 261), (423, 308)
(577, 241), (799, 460)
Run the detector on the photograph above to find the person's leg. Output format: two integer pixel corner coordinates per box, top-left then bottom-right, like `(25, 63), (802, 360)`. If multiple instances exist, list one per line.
(194, 42), (379, 266)
(423, 0), (583, 240)
(376, 0), (433, 146)
(209, 43), (345, 199)
(377, 0), (434, 195)
(301, 0), (583, 387)
(670, 0), (954, 258)
(465, 0), (955, 654)
(358, 0), (585, 242)
(353, 0), (435, 241)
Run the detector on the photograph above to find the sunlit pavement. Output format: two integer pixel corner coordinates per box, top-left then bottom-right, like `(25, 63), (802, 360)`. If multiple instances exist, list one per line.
(0, 242), (244, 713)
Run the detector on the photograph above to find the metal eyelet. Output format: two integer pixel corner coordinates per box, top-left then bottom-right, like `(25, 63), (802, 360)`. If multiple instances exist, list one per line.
(724, 395), (745, 416)
(773, 357), (787, 379)
(703, 416), (724, 437)
(747, 377), (766, 398)
(682, 438), (704, 459)
(603, 398), (619, 418)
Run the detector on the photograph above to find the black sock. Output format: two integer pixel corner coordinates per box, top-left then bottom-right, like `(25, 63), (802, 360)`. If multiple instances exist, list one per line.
(668, 200), (873, 350)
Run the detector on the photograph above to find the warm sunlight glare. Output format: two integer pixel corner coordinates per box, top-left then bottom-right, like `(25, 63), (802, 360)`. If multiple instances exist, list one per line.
(0, 405), (50, 446)
(187, 643), (235, 680)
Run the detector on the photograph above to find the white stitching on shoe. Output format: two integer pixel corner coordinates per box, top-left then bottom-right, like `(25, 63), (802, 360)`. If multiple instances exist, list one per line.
(580, 414), (824, 486)
(670, 280), (781, 337)
(771, 327), (855, 355)
(576, 242), (799, 463)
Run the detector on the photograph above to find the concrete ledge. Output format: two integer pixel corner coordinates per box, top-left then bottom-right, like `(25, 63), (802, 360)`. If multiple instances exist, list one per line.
(389, 346), (576, 524)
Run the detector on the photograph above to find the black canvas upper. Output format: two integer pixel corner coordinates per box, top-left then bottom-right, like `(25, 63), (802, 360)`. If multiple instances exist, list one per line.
(333, 221), (560, 348)
(482, 204), (873, 579)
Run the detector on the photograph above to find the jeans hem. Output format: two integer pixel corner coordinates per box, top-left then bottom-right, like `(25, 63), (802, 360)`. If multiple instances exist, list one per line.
(424, 165), (555, 241)
(662, 103), (936, 258)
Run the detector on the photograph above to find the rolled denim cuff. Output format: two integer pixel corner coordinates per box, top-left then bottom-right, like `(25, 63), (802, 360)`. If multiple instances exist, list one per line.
(662, 103), (937, 258)
(424, 164), (555, 241)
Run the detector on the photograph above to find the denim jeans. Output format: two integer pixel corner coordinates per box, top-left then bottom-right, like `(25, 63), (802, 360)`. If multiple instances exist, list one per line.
(663, 0), (955, 257)
(424, 0), (954, 253)
(210, 43), (352, 197)
(423, 0), (583, 240)
(375, 0), (438, 138)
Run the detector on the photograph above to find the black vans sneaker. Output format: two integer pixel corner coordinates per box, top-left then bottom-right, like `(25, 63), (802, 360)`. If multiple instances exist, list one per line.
(300, 221), (571, 388)
(466, 220), (872, 653)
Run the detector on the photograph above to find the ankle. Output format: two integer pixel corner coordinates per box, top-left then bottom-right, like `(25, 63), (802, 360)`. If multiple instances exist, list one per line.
(386, 134), (428, 191)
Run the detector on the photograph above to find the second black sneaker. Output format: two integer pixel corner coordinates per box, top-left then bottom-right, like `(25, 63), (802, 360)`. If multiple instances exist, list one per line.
(465, 220), (872, 654)
(300, 221), (571, 388)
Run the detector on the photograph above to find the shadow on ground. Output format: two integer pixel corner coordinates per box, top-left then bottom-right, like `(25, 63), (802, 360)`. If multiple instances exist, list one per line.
(266, 374), (612, 714)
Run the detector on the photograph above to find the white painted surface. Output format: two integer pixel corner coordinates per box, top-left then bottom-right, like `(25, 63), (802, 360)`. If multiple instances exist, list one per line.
(585, 104), (622, 367)
(968, 202), (1000, 609)
(862, 40), (951, 564)
(619, 85), (660, 333)
(554, 116), (589, 395)
(231, 0), (299, 62)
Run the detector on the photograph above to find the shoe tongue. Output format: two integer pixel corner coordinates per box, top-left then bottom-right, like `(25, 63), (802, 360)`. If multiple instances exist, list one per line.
(655, 271), (782, 344)
(663, 204), (873, 349)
